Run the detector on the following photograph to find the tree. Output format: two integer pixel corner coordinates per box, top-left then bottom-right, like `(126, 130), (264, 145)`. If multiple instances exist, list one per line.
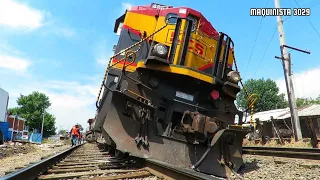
(236, 78), (288, 113)
(43, 113), (56, 137)
(58, 129), (67, 135)
(8, 91), (56, 137)
(7, 107), (20, 115)
(296, 95), (320, 107)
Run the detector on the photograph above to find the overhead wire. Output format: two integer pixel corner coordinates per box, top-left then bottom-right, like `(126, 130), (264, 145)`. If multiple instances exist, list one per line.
(290, 0), (320, 99)
(282, 0), (320, 22)
(252, 0), (319, 78)
(243, 0), (270, 80)
(252, 26), (277, 77)
(293, 0), (320, 38)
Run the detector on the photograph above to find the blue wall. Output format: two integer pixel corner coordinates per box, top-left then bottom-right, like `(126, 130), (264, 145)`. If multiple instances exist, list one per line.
(8, 130), (12, 141)
(0, 122), (10, 141)
(30, 133), (42, 143)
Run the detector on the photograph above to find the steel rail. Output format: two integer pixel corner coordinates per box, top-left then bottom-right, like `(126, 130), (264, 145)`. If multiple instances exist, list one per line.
(243, 146), (320, 160)
(1, 144), (82, 180)
(1, 143), (220, 180)
(144, 159), (220, 180)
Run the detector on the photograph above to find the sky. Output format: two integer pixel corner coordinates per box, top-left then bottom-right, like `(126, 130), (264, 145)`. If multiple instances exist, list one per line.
(0, 0), (319, 131)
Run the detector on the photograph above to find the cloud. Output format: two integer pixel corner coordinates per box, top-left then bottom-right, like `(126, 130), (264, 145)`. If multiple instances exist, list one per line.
(0, 0), (44, 29)
(121, 3), (132, 11)
(45, 27), (76, 38)
(0, 0), (76, 38)
(0, 42), (23, 56)
(6, 78), (100, 131)
(94, 39), (114, 66)
(0, 51), (98, 130)
(0, 55), (31, 71)
(275, 67), (320, 99)
(96, 57), (110, 66)
(40, 19), (77, 38)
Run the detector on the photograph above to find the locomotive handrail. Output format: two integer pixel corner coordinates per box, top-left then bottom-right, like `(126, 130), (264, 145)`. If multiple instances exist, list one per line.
(123, 89), (152, 103)
(96, 16), (184, 109)
(95, 16), (237, 110)
(231, 49), (259, 124)
(122, 49), (138, 68)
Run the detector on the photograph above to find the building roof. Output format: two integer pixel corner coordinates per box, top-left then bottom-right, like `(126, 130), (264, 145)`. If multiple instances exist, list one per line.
(244, 104), (320, 123)
(8, 115), (27, 121)
(278, 104), (320, 119)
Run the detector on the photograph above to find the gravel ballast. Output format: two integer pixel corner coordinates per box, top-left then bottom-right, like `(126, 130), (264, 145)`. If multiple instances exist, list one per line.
(230, 155), (320, 180)
(0, 143), (71, 177)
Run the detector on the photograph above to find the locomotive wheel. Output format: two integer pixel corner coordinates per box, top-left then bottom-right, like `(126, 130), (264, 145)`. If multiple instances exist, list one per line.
(107, 144), (116, 156)
(115, 149), (129, 159)
(115, 149), (125, 159)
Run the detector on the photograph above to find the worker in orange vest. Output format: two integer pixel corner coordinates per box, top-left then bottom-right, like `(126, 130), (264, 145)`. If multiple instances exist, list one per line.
(70, 124), (80, 146)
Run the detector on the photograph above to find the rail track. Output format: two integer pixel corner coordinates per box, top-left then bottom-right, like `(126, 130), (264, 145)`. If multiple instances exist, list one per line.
(243, 146), (320, 160)
(2, 143), (217, 180)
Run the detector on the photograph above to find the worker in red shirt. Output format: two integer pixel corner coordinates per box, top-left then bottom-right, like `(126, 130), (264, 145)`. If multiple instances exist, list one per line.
(78, 133), (83, 144)
(70, 124), (80, 146)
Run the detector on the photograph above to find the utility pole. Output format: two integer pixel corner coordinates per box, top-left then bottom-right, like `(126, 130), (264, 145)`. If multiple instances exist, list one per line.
(41, 108), (45, 143)
(12, 114), (17, 141)
(274, 0), (310, 141)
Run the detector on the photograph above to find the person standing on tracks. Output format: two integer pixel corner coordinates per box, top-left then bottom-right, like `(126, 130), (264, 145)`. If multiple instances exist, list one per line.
(70, 124), (80, 146)
(78, 132), (83, 144)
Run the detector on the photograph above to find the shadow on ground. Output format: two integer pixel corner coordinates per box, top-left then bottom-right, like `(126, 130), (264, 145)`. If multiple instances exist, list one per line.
(237, 159), (260, 175)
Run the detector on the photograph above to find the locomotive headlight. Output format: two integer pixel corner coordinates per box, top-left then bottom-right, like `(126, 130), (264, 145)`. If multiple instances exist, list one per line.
(227, 71), (241, 84)
(152, 43), (168, 58)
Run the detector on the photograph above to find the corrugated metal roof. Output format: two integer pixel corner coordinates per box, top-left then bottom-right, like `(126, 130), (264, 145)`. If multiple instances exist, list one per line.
(243, 108), (289, 122)
(278, 104), (320, 119)
(243, 104), (320, 122)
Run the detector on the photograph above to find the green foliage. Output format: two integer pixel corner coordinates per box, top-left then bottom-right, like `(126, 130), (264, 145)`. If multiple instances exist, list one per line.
(7, 107), (20, 115)
(8, 91), (56, 138)
(296, 95), (320, 107)
(43, 113), (56, 137)
(58, 129), (67, 135)
(236, 78), (288, 112)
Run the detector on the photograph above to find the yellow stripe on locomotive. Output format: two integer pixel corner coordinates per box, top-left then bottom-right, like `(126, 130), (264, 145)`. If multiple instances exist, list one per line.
(111, 5), (238, 85)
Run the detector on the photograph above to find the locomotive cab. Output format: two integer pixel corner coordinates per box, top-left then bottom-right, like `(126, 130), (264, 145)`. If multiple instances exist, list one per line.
(95, 3), (250, 178)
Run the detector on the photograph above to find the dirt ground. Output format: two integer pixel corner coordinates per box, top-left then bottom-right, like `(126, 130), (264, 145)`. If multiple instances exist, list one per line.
(0, 140), (71, 177)
(0, 142), (37, 159)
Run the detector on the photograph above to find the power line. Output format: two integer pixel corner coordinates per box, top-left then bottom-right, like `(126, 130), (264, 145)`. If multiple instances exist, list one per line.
(252, 26), (277, 77)
(310, 0), (320, 8)
(282, 1), (320, 23)
(243, 0), (270, 79)
(293, 0), (320, 38)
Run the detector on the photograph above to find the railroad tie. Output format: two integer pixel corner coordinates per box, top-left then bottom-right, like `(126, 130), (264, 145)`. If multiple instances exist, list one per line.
(79, 171), (152, 180)
(38, 169), (143, 180)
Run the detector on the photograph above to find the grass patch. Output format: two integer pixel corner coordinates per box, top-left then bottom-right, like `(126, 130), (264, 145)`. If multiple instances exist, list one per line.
(243, 138), (313, 148)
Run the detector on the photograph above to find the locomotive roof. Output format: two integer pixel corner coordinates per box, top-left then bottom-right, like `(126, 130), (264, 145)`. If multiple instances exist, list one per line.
(127, 3), (219, 39)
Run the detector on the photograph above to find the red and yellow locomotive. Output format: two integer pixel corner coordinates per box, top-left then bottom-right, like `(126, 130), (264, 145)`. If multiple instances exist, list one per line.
(93, 3), (250, 178)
